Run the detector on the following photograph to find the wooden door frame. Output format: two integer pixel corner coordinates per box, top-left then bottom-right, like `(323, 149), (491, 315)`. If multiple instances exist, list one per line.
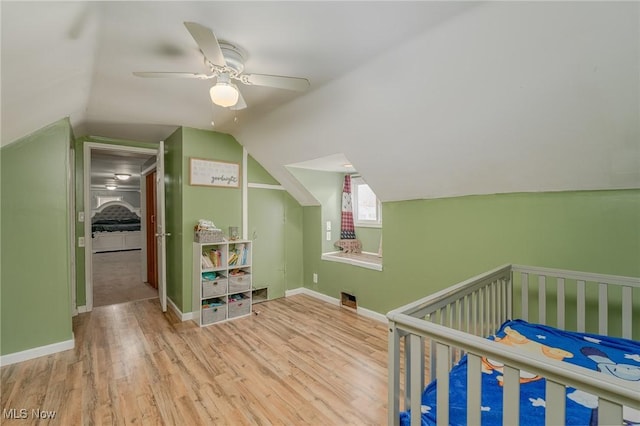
(82, 143), (156, 312)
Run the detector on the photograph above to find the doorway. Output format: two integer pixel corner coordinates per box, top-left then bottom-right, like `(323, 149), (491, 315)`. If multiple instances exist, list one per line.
(84, 143), (160, 310)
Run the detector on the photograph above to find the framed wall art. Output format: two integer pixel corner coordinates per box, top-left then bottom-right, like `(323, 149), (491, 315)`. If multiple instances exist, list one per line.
(189, 157), (240, 188)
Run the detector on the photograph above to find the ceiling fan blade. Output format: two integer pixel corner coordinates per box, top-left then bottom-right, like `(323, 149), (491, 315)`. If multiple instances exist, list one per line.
(230, 90), (247, 111)
(243, 73), (310, 91)
(184, 22), (226, 67)
(133, 71), (209, 79)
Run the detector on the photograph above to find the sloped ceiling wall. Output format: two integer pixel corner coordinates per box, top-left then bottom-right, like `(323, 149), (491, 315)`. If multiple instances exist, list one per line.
(2, 2), (637, 205)
(235, 2), (639, 204)
(0, 2), (99, 144)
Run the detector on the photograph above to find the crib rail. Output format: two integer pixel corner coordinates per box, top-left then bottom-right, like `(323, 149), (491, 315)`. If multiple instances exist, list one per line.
(387, 264), (640, 426)
(513, 264), (640, 338)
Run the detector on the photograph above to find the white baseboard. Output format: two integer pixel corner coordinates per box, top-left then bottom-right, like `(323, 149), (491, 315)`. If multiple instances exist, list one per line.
(356, 306), (387, 323)
(168, 297), (194, 321)
(284, 287), (306, 297)
(0, 335), (75, 367)
(76, 305), (88, 314)
(286, 287), (340, 306)
(285, 288), (386, 323)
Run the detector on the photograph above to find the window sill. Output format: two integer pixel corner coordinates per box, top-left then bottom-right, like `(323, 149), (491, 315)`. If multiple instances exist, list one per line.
(321, 251), (383, 271)
(355, 222), (382, 229)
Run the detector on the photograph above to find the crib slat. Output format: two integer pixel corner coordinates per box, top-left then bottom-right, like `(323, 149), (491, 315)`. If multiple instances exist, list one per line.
(492, 280), (498, 331)
(449, 302), (455, 329)
(502, 366), (520, 425)
(388, 323), (401, 426)
(597, 399), (623, 426)
(479, 288), (485, 337)
(450, 303), (457, 365)
(502, 278), (508, 323)
(466, 354), (482, 426)
(489, 281), (498, 333)
(545, 380), (566, 425)
(598, 283), (608, 335)
(405, 336), (413, 408)
(485, 286), (491, 336)
(410, 334), (424, 426)
(556, 278), (565, 330)
(470, 293), (476, 334)
(577, 280), (586, 332)
(436, 343), (450, 426)
(506, 276), (513, 320)
(622, 286), (632, 339)
(429, 338), (436, 383)
(538, 275), (546, 324)
(521, 273), (529, 321)
(464, 294), (470, 333)
(497, 279), (503, 325)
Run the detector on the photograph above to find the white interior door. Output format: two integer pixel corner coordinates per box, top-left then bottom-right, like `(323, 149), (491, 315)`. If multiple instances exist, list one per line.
(156, 141), (167, 312)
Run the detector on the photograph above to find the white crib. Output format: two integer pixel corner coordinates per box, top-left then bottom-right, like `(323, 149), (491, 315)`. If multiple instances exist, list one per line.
(387, 264), (640, 426)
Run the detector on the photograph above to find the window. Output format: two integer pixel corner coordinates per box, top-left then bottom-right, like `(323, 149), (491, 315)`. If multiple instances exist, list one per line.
(351, 176), (381, 227)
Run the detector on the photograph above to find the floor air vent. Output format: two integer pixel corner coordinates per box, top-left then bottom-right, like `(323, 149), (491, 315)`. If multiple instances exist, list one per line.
(340, 292), (357, 310)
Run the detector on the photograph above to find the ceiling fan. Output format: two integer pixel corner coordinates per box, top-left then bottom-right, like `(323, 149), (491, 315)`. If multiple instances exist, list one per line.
(133, 22), (310, 110)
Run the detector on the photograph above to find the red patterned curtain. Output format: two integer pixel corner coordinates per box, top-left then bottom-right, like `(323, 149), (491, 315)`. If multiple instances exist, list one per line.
(340, 175), (356, 240)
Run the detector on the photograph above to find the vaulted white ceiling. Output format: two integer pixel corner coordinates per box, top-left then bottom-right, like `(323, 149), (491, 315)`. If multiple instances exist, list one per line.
(2, 1), (638, 204)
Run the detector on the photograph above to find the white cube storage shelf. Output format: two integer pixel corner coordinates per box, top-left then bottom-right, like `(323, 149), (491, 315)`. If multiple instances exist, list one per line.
(193, 240), (253, 326)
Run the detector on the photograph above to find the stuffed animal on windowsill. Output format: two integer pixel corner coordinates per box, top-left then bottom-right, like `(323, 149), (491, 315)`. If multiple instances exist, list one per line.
(334, 239), (362, 254)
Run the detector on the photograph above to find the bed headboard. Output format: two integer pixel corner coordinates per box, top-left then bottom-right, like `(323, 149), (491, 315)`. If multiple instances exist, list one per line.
(91, 200), (141, 222)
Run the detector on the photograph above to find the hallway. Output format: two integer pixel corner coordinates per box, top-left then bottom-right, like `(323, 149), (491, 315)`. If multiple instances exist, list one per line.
(92, 250), (157, 307)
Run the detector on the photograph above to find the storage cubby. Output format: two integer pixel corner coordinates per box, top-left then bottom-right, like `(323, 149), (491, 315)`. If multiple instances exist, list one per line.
(251, 287), (268, 304)
(193, 240), (252, 326)
(228, 292), (251, 318)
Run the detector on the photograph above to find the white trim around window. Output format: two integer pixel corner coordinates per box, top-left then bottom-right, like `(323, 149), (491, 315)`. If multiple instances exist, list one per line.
(351, 176), (382, 228)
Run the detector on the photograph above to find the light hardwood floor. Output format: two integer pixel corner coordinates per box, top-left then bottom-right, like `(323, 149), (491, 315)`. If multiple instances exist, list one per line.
(1, 295), (391, 425)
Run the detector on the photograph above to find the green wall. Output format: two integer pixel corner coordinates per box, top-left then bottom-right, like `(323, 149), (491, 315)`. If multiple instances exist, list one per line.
(247, 155), (304, 296)
(1, 119), (73, 355)
(303, 189), (640, 338)
(354, 226), (382, 254)
(164, 128), (184, 308)
(288, 168), (343, 252)
(248, 155), (279, 185)
(73, 136), (158, 306)
(167, 127), (243, 313)
(165, 130), (304, 312)
(284, 192), (304, 290)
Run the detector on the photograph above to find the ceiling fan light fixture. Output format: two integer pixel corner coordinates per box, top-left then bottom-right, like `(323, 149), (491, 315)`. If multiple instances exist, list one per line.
(210, 82), (239, 107)
(210, 73), (239, 107)
(115, 173), (131, 181)
(105, 184), (117, 190)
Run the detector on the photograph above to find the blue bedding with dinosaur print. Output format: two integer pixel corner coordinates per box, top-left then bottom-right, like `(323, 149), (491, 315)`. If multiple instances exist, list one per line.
(399, 319), (640, 426)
